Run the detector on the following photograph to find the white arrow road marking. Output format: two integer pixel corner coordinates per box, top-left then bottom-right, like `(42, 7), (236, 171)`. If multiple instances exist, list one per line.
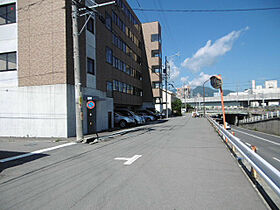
(114, 155), (142, 165)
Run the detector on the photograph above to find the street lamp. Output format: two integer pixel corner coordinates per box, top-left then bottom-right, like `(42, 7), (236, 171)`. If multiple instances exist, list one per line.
(210, 75), (227, 129)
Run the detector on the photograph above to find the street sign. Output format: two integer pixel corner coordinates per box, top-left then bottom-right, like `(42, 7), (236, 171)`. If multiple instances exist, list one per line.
(87, 101), (95, 109)
(210, 75), (222, 89)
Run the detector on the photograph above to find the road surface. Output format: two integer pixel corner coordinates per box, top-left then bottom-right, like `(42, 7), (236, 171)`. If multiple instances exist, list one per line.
(232, 126), (280, 171)
(0, 116), (266, 209)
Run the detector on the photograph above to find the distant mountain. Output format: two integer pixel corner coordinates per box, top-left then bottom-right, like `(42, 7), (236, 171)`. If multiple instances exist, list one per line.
(192, 86), (234, 97)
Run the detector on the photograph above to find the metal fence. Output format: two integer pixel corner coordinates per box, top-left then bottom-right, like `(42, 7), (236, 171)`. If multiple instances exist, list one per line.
(240, 111), (280, 124)
(207, 116), (280, 198)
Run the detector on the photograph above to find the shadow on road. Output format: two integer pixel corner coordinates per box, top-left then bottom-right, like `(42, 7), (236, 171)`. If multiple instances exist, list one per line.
(0, 150), (48, 173)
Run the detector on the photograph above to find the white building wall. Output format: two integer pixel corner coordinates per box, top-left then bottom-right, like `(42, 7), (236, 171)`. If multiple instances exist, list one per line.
(0, 1), (18, 88)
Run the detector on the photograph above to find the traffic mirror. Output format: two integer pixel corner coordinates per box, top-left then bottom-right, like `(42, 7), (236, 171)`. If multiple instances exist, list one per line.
(210, 75), (222, 89)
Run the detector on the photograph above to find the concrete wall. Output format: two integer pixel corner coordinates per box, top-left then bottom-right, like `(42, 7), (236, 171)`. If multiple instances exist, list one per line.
(239, 119), (280, 136)
(0, 84), (68, 137)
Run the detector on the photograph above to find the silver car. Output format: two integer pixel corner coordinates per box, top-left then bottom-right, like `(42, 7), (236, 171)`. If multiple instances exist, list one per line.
(115, 110), (145, 125)
(114, 112), (135, 128)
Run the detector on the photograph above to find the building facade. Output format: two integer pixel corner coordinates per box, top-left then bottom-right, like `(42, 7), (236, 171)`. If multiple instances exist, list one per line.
(0, 0), (113, 137)
(142, 21), (163, 112)
(0, 0), (158, 137)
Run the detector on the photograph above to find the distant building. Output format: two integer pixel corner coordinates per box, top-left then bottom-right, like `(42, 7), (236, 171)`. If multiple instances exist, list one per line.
(176, 86), (191, 99)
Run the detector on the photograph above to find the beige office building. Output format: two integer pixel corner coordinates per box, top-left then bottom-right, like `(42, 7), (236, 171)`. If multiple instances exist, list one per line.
(142, 21), (163, 112)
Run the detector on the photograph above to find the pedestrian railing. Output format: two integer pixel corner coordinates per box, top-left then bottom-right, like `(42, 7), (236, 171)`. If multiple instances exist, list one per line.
(207, 116), (280, 198)
(239, 111), (280, 124)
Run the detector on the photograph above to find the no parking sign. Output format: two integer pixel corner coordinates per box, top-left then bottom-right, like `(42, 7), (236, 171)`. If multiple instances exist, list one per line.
(87, 101), (95, 109)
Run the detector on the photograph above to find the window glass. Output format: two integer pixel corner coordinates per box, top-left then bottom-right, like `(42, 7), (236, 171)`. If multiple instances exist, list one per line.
(0, 4), (16, 25)
(0, 54), (6, 71)
(87, 58), (95, 74)
(0, 52), (17, 71)
(105, 13), (112, 30)
(7, 4), (16, 24)
(7, 52), (16, 70)
(151, 34), (161, 42)
(106, 47), (113, 64)
(0, 6), (5, 25)
(152, 65), (161, 73)
(152, 50), (161, 58)
(87, 17), (94, 34)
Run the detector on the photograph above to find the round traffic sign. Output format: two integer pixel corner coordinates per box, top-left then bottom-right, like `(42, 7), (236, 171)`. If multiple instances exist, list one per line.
(87, 101), (95, 109)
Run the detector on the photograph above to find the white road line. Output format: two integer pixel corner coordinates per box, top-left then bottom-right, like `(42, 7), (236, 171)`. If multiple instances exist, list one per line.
(273, 157), (280, 163)
(232, 128), (280, 146)
(235, 126), (280, 139)
(115, 155), (142, 165)
(0, 142), (76, 163)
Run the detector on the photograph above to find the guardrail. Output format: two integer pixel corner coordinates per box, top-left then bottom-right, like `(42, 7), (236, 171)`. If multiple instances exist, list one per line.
(207, 116), (280, 198)
(239, 111), (280, 124)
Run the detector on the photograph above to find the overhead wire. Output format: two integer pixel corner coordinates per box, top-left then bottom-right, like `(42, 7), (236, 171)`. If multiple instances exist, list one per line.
(132, 7), (280, 13)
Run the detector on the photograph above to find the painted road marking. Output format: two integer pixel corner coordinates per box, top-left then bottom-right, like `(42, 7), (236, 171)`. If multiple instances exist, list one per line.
(236, 126), (280, 139)
(0, 142), (76, 163)
(115, 155), (142, 165)
(232, 128), (280, 146)
(273, 157), (280, 163)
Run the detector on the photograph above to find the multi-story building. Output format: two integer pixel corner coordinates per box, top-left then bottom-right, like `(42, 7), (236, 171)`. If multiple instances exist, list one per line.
(0, 0), (158, 138)
(95, 0), (154, 110)
(142, 21), (163, 112)
(0, 0), (113, 137)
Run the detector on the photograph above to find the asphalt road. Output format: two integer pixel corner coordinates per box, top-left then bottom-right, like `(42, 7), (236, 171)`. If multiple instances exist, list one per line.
(0, 116), (267, 210)
(232, 126), (280, 171)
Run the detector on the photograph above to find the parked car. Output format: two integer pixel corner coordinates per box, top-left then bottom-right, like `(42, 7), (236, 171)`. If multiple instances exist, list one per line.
(135, 111), (155, 122)
(114, 112), (135, 128)
(115, 110), (145, 125)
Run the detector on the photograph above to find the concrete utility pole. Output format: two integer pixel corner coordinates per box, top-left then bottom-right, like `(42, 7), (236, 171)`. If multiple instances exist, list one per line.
(184, 83), (186, 112)
(165, 56), (168, 119)
(72, 1), (83, 142)
(71, 0), (115, 142)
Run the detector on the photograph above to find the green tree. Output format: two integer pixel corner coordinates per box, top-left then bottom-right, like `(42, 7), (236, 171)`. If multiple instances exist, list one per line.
(172, 99), (182, 116)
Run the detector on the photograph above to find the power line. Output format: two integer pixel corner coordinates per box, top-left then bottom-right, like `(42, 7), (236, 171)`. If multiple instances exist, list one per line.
(132, 7), (280, 13)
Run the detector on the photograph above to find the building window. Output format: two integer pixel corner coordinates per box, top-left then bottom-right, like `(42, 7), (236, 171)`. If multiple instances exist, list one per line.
(107, 81), (113, 97)
(0, 52), (16, 72)
(87, 17), (94, 34)
(105, 12), (112, 31)
(152, 65), (161, 73)
(153, 82), (161, 89)
(87, 58), (95, 75)
(151, 34), (161, 42)
(0, 3), (16, 25)
(151, 50), (161, 58)
(113, 80), (119, 91)
(106, 47), (113, 64)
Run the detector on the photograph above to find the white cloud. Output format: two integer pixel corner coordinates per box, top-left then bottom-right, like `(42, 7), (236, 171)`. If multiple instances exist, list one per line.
(188, 72), (211, 87)
(169, 59), (180, 80)
(180, 76), (189, 83)
(181, 27), (249, 72)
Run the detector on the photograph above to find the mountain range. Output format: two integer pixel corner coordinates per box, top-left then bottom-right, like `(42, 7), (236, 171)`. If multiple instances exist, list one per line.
(191, 86), (234, 97)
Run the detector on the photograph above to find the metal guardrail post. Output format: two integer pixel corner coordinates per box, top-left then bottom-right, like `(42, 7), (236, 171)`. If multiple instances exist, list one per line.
(251, 145), (258, 179)
(266, 113), (269, 119)
(207, 116), (280, 198)
(271, 112), (273, 118)
(277, 111), (279, 118)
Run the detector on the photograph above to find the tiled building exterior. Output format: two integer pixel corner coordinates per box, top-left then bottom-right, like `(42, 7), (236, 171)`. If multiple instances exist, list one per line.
(0, 0), (160, 137)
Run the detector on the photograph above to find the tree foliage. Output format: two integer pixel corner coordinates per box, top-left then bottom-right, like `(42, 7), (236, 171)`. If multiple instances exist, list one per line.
(172, 99), (182, 116)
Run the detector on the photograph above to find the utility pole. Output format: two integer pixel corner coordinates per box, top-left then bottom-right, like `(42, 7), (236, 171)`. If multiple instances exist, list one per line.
(71, 0), (115, 142)
(165, 56), (168, 119)
(72, 1), (83, 142)
(184, 83), (186, 113)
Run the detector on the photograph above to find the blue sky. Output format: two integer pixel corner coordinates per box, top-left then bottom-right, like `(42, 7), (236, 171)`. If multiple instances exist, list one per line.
(127, 0), (280, 91)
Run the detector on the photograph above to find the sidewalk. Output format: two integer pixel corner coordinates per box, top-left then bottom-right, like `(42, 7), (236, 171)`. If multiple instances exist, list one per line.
(0, 119), (167, 160)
